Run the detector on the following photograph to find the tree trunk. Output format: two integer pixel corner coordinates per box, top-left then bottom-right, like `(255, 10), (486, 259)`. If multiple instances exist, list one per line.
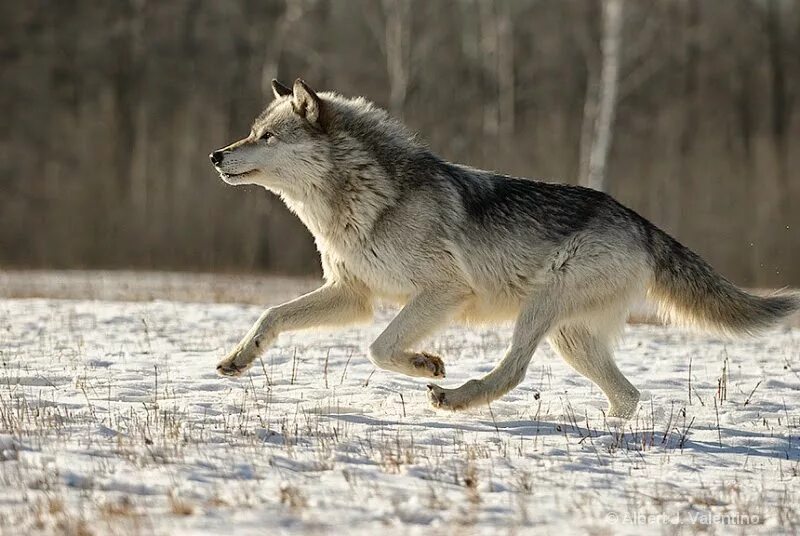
(260, 0), (306, 100)
(383, 0), (412, 118)
(675, 0), (699, 239)
(584, 0), (624, 192)
(578, 67), (599, 186)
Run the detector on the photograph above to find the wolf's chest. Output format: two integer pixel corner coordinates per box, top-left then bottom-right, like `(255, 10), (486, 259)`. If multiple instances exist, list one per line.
(320, 238), (418, 297)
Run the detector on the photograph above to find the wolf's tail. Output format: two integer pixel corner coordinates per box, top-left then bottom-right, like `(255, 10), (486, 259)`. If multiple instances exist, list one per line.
(645, 227), (800, 336)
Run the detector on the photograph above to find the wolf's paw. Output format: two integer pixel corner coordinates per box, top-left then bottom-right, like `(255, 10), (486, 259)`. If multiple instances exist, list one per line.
(427, 383), (465, 411)
(606, 404), (638, 420)
(427, 384), (449, 409)
(216, 361), (247, 377)
(606, 388), (641, 419)
(427, 380), (484, 411)
(412, 352), (446, 378)
(216, 351), (253, 377)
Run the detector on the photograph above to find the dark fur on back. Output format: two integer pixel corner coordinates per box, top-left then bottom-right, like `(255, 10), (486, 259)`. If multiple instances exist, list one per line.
(442, 164), (626, 242)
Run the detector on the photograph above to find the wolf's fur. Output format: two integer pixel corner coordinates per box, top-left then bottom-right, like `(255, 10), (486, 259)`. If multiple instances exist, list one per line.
(210, 79), (800, 418)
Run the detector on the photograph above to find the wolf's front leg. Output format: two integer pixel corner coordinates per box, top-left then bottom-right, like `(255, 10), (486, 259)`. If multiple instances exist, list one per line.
(368, 288), (468, 379)
(217, 283), (372, 376)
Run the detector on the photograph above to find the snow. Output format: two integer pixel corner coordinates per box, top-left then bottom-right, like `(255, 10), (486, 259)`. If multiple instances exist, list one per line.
(0, 296), (798, 534)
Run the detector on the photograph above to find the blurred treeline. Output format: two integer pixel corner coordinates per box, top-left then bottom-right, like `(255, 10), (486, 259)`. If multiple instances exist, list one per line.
(1, 0), (798, 286)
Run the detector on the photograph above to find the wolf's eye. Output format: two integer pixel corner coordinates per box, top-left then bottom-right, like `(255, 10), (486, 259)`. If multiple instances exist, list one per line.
(260, 131), (274, 141)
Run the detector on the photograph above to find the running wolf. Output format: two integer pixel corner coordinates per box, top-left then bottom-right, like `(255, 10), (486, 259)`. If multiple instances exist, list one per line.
(209, 79), (799, 418)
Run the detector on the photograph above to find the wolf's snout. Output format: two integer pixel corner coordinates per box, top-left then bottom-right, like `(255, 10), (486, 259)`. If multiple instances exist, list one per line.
(209, 151), (224, 166)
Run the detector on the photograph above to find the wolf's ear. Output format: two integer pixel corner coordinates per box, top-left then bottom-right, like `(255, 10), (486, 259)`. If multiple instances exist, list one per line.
(271, 79), (292, 99)
(292, 79), (321, 124)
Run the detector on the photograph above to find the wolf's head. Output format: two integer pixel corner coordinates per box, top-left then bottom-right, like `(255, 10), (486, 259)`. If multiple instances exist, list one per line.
(209, 79), (333, 197)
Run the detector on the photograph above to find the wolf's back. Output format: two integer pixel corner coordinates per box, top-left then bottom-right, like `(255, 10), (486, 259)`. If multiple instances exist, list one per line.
(645, 227), (799, 335)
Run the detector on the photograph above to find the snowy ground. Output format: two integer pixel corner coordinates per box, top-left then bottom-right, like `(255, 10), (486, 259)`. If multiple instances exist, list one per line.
(0, 292), (798, 534)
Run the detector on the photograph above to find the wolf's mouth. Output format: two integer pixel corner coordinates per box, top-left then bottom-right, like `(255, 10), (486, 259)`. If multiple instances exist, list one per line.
(219, 169), (258, 180)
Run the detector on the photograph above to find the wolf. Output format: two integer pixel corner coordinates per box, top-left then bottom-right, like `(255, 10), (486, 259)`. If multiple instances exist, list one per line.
(209, 78), (799, 418)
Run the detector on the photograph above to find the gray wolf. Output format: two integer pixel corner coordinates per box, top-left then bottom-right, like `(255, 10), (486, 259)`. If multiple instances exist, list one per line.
(209, 78), (799, 418)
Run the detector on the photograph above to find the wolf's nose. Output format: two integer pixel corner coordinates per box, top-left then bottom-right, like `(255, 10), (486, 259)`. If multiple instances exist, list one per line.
(209, 151), (224, 165)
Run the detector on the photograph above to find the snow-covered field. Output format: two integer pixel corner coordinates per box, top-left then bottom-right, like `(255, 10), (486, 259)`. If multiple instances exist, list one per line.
(0, 292), (798, 534)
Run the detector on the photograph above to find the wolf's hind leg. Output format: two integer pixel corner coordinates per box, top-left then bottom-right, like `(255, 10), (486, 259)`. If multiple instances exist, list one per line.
(427, 292), (557, 410)
(549, 324), (640, 418)
(368, 289), (468, 379)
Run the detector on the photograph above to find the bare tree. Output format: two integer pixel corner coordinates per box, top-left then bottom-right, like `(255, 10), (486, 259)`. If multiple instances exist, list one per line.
(478, 0), (515, 141)
(385, 0), (413, 116)
(364, 0), (412, 117)
(582, 0), (625, 192)
(260, 0), (310, 99)
(496, 2), (515, 139)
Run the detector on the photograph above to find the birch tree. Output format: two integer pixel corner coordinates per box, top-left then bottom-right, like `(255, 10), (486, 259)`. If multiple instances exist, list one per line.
(582, 0), (625, 192)
(478, 0), (515, 141)
(365, 0), (413, 117)
(260, 0), (309, 99)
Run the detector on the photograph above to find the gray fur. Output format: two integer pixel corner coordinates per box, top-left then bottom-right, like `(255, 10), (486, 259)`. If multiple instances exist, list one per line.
(646, 226), (800, 336)
(209, 79), (799, 419)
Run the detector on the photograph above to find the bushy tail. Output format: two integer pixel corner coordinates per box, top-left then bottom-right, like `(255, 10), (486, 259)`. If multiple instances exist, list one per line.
(646, 229), (800, 336)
